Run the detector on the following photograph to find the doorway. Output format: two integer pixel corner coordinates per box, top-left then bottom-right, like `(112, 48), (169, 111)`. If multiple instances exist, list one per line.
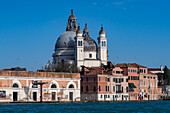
(113, 95), (115, 100)
(122, 95), (124, 100)
(13, 92), (18, 101)
(148, 95), (150, 100)
(33, 92), (37, 101)
(52, 92), (56, 100)
(69, 92), (73, 101)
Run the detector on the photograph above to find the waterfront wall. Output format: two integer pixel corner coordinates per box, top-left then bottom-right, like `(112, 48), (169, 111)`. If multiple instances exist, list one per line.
(0, 70), (80, 102)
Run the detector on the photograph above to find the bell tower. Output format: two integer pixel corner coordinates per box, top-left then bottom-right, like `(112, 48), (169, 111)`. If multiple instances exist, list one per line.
(75, 26), (84, 68)
(98, 26), (108, 65)
(66, 9), (78, 31)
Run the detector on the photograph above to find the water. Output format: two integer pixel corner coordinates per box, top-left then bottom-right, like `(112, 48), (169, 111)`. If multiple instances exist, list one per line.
(0, 100), (169, 113)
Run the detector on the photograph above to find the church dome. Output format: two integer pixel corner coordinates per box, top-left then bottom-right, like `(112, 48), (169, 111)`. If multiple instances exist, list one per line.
(55, 31), (76, 50)
(84, 36), (97, 51)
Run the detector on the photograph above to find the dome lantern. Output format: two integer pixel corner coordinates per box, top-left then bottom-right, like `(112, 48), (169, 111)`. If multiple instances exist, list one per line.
(99, 26), (105, 37)
(76, 26), (82, 36)
(66, 9), (77, 31)
(83, 23), (89, 37)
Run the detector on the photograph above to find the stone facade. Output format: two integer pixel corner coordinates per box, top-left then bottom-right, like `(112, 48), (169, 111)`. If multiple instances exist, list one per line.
(0, 70), (80, 102)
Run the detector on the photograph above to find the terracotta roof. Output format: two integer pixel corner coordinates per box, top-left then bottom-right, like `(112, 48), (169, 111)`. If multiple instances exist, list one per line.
(84, 67), (102, 75)
(115, 63), (147, 68)
(83, 67), (113, 75)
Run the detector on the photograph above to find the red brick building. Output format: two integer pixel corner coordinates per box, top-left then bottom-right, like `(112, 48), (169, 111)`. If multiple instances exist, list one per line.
(81, 67), (129, 101)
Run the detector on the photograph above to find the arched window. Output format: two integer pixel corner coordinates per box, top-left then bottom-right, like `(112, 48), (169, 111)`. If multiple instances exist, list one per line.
(105, 85), (107, 92)
(81, 86), (83, 92)
(69, 84), (74, 88)
(78, 41), (81, 46)
(86, 85), (89, 92)
(104, 41), (106, 46)
(93, 85), (96, 92)
(12, 83), (19, 88)
(102, 41), (103, 46)
(99, 85), (101, 92)
(80, 41), (82, 46)
(51, 84), (57, 88)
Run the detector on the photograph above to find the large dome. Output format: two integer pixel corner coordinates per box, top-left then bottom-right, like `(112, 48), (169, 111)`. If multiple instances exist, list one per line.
(55, 31), (76, 49)
(84, 36), (97, 51)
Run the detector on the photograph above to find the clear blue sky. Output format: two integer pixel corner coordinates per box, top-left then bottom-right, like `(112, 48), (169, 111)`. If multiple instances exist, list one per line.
(0, 0), (170, 71)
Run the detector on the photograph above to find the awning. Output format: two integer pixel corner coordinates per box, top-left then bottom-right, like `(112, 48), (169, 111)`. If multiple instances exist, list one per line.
(129, 83), (137, 88)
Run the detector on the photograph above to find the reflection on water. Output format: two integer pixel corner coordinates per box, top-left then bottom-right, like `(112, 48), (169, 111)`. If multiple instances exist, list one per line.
(0, 101), (169, 113)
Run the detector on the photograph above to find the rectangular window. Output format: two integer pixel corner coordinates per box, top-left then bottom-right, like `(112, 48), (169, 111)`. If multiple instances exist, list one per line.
(89, 54), (92, 58)
(122, 78), (124, 82)
(126, 78), (128, 82)
(137, 83), (139, 91)
(108, 78), (110, 82)
(94, 77), (96, 81)
(105, 85), (107, 92)
(108, 95), (110, 98)
(99, 85), (101, 91)
(0, 91), (6, 98)
(113, 78), (115, 82)
(101, 95), (102, 98)
(140, 80), (143, 86)
(113, 86), (115, 92)
(81, 77), (83, 82)
(86, 77), (88, 81)
(144, 69), (146, 73)
(99, 77), (100, 81)
(116, 78), (118, 83)
(116, 71), (121, 74)
(126, 87), (128, 93)
(144, 76), (146, 78)
(119, 78), (121, 83)
(131, 69), (133, 72)
(128, 69), (130, 72)
(105, 77), (107, 81)
(108, 86), (109, 92)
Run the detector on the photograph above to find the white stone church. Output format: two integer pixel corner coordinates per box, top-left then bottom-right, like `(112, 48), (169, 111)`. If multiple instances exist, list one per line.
(45, 9), (108, 70)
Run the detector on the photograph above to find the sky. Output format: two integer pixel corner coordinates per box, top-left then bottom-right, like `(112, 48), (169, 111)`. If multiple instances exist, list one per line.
(0, 0), (170, 71)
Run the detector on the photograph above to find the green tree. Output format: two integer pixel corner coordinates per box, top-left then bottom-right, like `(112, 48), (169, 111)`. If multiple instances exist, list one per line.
(54, 61), (77, 73)
(164, 65), (170, 85)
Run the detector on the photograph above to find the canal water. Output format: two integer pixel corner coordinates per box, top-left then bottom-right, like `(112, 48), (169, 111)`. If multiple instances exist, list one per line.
(0, 100), (169, 113)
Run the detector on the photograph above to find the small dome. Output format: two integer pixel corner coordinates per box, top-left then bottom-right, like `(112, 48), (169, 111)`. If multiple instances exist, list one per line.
(55, 31), (76, 49)
(76, 26), (82, 34)
(69, 9), (76, 20)
(69, 15), (76, 20)
(83, 23), (89, 33)
(99, 27), (105, 34)
(84, 36), (97, 51)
